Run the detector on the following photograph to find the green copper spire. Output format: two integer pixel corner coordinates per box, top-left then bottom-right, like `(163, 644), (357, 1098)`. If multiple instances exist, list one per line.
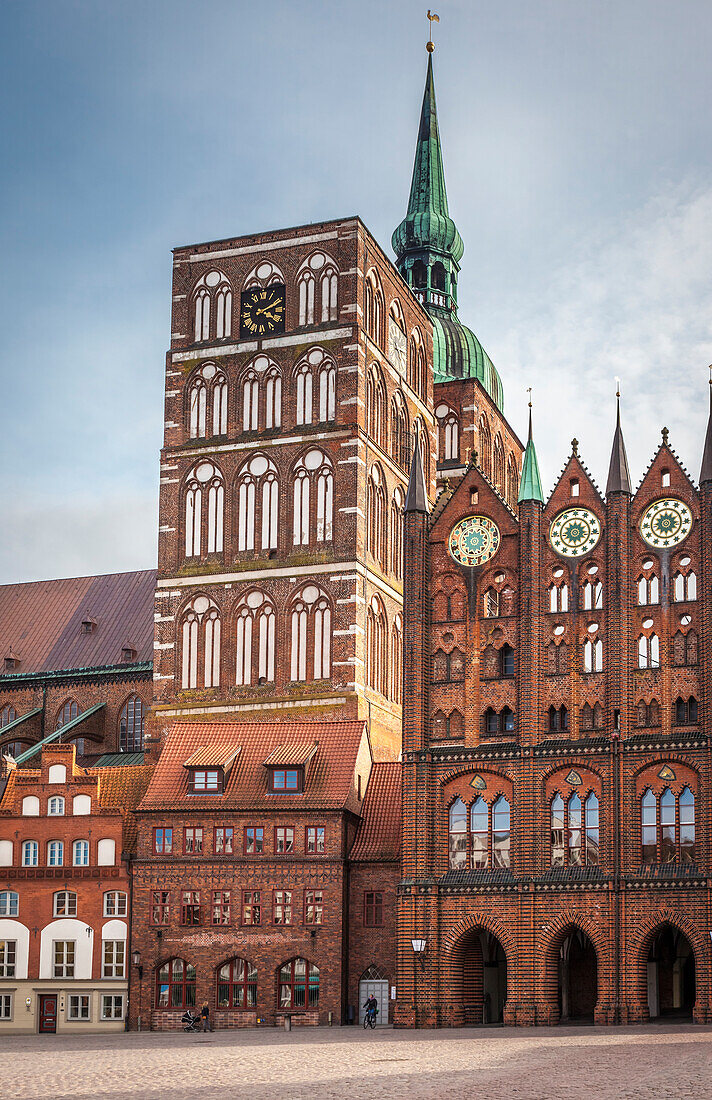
(392, 53), (464, 278)
(518, 404), (544, 504)
(392, 48), (505, 411)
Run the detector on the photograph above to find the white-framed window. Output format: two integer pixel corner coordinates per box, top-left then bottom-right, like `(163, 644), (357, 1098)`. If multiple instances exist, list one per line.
(180, 595), (221, 690)
(0, 994), (11, 1020)
(295, 363), (313, 425)
(236, 454), (279, 552)
(47, 840), (63, 867)
(235, 591), (276, 687)
(22, 840), (38, 867)
(68, 994), (90, 1021)
(73, 839), (90, 866)
(104, 891), (127, 917)
(318, 365), (336, 422)
(0, 891), (18, 916)
(102, 940), (125, 979)
(54, 940), (75, 979)
(184, 461), (224, 558)
(0, 939), (16, 978)
(101, 994), (124, 1020)
(48, 796), (65, 816)
(289, 586), (331, 682)
(292, 449), (333, 546)
(54, 891), (77, 917)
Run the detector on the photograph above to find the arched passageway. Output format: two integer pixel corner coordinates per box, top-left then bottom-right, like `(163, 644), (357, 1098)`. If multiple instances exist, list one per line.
(558, 928), (597, 1023)
(647, 924), (695, 1020)
(458, 928), (507, 1025)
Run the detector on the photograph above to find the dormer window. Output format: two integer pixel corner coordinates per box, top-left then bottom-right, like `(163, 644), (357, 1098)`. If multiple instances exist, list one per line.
(81, 617), (97, 635)
(270, 768), (302, 794)
(192, 768), (223, 794)
(121, 644), (137, 662)
(263, 742), (318, 795)
(3, 650), (19, 671)
(182, 745), (240, 796)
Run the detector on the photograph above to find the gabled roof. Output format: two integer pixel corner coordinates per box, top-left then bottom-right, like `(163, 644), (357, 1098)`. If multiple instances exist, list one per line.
(350, 763), (401, 862)
(139, 721), (369, 813)
(0, 569), (156, 677)
(263, 743), (319, 768)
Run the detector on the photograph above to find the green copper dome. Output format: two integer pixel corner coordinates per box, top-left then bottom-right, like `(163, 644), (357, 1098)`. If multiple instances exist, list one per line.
(392, 51), (504, 412)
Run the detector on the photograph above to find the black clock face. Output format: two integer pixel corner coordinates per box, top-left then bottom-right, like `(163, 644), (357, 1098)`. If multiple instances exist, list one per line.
(240, 285), (286, 338)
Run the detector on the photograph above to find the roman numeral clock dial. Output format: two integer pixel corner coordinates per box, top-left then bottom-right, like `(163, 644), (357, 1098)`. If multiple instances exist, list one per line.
(240, 285), (286, 339)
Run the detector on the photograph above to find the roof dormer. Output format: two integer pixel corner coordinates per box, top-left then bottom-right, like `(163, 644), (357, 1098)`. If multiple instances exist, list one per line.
(263, 742), (318, 794)
(3, 648), (20, 671)
(183, 745), (240, 795)
(80, 616), (97, 635)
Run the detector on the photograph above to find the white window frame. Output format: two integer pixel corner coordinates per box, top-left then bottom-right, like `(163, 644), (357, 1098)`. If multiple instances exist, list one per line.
(101, 994), (124, 1021)
(67, 994), (91, 1021)
(102, 939), (125, 979)
(0, 993), (12, 1020)
(103, 891), (127, 917)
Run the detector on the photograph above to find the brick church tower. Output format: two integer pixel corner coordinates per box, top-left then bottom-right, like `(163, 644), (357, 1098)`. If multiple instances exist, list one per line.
(149, 216), (436, 761)
(396, 48), (712, 1028)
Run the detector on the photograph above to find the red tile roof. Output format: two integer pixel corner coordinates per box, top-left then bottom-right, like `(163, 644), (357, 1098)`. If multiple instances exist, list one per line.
(140, 721), (370, 813)
(263, 743), (319, 768)
(0, 569), (156, 676)
(349, 762), (402, 862)
(183, 745), (241, 769)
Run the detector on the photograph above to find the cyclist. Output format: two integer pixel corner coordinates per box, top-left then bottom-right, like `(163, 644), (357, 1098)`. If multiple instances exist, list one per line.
(363, 993), (378, 1027)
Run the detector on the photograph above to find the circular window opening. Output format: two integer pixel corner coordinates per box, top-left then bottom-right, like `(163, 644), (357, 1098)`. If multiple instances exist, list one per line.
(553, 625), (565, 637)
(587, 563), (599, 575)
(587, 622), (598, 633)
(681, 614), (692, 626)
(642, 558), (654, 570)
(680, 555), (691, 567)
(553, 567), (564, 579)
(643, 617), (654, 629)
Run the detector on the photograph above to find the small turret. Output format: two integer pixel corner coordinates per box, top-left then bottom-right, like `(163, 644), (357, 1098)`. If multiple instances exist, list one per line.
(405, 434), (430, 514)
(606, 388), (632, 496)
(518, 403), (544, 505)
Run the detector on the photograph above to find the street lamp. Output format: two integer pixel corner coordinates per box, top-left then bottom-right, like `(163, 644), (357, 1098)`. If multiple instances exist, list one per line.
(132, 949), (143, 979)
(411, 938), (426, 969)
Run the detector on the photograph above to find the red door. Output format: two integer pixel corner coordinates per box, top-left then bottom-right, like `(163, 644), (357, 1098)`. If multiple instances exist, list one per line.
(39, 995), (57, 1033)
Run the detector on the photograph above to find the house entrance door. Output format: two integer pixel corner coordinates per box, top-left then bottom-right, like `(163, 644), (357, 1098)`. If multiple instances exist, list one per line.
(39, 995), (57, 1033)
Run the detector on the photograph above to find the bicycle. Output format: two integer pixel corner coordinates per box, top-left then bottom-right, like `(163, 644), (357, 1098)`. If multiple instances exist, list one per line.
(363, 1006), (378, 1029)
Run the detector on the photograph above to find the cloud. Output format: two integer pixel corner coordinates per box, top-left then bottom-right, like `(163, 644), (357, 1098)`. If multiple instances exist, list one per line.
(486, 178), (712, 492)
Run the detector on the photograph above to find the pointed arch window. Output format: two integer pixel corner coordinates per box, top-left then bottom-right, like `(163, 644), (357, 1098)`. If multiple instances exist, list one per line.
(242, 371), (259, 431)
(641, 785), (696, 864)
(192, 270), (232, 342)
(413, 418), (430, 484)
(298, 270), (316, 326)
(188, 365), (227, 438)
(673, 571), (697, 602)
(365, 271), (384, 347)
(507, 453), (519, 505)
(318, 363), (336, 422)
(184, 462), (224, 558)
(478, 416), (492, 480)
(119, 694), (144, 752)
(581, 580), (603, 610)
(673, 696), (698, 726)
(548, 704), (569, 732)
(547, 641), (568, 675)
(188, 376), (207, 438)
(391, 614), (403, 704)
(493, 435), (505, 494)
(235, 591), (276, 686)
(180, 596), (221, 689)
(236, 454), (279, 552)
(289, 586), (331, 682)
(215, 284), (232, 339)
(448, 797), (467, 869)
(637, 633), (659, 669)
(549, 583), (569, 613)
(265, 367), (282, 429)
(550, 790), (599, 867)
(367, 464), (387, 567)
(390, 486), (404, 579)
(56, 700), (80, 730)
(390, 393), (410, 469)
(637, 574), (659, 605)
(460, 796), (511, 870)
(366, 365), (386, 448)
(366, 595), (387, 696)
(580, 701), (604, 730)
(295, 363), (313, 425)
(292, 449), (333, 546)
(320, 265), (338, 322)
(673, 630), (698, 666)
(583, 637), (603, 672)
(156, 958), (196, 1009)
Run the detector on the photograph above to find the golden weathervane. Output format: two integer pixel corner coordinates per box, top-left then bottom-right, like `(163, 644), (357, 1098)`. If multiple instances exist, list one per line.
(427, 10), (439, 52)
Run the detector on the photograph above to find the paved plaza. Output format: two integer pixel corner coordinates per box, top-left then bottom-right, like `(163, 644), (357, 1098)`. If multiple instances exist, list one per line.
(8, 1024), (712, 1100)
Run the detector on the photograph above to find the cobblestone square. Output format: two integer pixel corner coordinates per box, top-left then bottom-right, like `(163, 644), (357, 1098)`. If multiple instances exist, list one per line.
(8, 1025), (712, 1100)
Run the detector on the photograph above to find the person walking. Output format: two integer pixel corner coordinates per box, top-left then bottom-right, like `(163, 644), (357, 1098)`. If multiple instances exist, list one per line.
(200, 1001), (213, 1032)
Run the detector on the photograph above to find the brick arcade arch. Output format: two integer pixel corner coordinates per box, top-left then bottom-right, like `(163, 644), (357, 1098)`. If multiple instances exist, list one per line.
(538, 913), (605, 1025)
(441, 915), (515, 1027)
(630, 910), (704, 1022)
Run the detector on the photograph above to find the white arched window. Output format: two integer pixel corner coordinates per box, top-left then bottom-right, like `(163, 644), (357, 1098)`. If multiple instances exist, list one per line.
(583, 637), (603, 673)
(73, 839), (89, 867)
(235, 590), (276, 686)
(367, 464), (387, 567)
(192, 270), (232, 342)
(365, 270), (384, 347)
(366, 595), (387, 695)
(320, 265), (338, 322)
(390, 486), (404, 579)
(188, 363), (227, 438)
(298, 270), (315, 326)
(391, 614), (403, 703)
(289, 586), (331, 682)
(212, 371), (228, 435)
(366, 366), (386, 449)
(236, 454), (279, 552)
(265, 368), (282, 428)
(295, 363), (313, 425)
(242, 371), (259, 431)
(436, 404), (459, 462)
(293, 449), (333, 546)
(188, 376), (207, 438)
(184, 462), (224, 558)
(319, 364), (336, 422)
(638, 633), (660, 669)
(180, 596), (221, 689)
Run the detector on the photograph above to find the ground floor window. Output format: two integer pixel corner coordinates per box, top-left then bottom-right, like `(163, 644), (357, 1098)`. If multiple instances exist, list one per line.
(216, 957), (257, 1008)
(279, 957), (319, 1009)
(156, 958), (196, 1008)
(68, 995), (90, 1021)
(0, 994), (11, 1019)
(101, 995), (124, 1020)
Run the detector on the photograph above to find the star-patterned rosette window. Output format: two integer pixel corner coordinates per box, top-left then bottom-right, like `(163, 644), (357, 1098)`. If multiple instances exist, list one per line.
(549, 507), (602, 559)
(448, 515), (501, 568)
(640, 498), (692, 549)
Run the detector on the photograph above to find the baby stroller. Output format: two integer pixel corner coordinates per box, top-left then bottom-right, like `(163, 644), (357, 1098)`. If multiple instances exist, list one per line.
(181, 1009), (200, 1032)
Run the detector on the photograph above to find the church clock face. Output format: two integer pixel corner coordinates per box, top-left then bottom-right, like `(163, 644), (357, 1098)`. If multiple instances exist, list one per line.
(549, 507), (601, 558)
(239, 284), (286, 338)
(640, 498), (692, 549)
(448, 515), (500, 568)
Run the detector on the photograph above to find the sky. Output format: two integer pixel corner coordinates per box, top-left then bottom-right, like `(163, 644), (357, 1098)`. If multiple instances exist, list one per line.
(1, 0), (711, 584)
